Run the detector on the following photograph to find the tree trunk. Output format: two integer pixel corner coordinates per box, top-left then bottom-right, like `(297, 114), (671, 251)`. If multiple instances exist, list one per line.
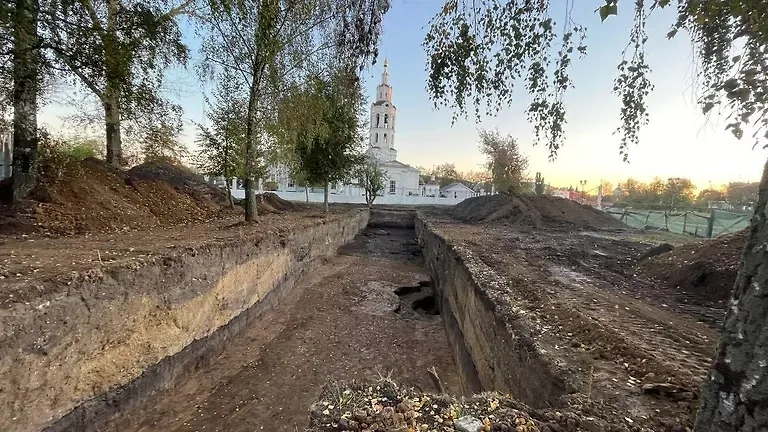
(694, 159), (768, 432)
(305, 183), (309, 202)
(10, 0), (40, 202)
(103, 0), (123, 167)
(243, 73), (260, 222)
(103, 98), (122, 167)
(324, 182), (329, 213)
(225, 178), (234, 208)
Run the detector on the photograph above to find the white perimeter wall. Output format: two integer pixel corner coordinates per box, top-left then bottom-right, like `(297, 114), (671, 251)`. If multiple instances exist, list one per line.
(230, 188), (466, 206)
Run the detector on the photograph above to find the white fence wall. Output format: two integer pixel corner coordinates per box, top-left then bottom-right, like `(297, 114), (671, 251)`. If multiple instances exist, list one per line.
(230, 188), (466, 206)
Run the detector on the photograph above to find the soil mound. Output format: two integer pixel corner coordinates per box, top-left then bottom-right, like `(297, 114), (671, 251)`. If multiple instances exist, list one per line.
(450, 193), (625, 230)
(0, 158), (240, 236)
(638, 229), (749, 303)
(638, 242), (675, 261)
(127, 160), (230, 206)
(262, 192), (299, 212)
(233, 192), (303, 215)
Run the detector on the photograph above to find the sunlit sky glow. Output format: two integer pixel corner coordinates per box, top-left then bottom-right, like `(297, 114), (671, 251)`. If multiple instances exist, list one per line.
(39, 0), (766, 191)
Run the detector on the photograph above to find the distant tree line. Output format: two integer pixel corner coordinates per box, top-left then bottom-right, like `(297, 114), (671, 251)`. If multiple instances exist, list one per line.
(611, 177), (758, 211)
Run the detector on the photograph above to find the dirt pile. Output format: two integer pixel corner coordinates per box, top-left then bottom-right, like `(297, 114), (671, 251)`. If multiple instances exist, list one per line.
(233, 192), (305, 215)
(450, 193), (625, 230)
(127, 160), (230, 205)
(307, 380), (619, 432)
(261, 192), (301, 212)
(0, 158), (241, 236)
(638, 229), (749, 304)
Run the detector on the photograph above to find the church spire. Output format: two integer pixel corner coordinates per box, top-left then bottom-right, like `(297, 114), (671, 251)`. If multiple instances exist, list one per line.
(381, 57), (389, 86)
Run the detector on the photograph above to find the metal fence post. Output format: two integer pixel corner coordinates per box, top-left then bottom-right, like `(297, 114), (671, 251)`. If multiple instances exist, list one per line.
(682, 211), (688, 234)
(706, 209), (716, 238)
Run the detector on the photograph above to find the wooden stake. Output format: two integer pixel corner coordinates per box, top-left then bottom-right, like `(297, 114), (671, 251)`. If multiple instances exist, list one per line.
(428, 366), (445, 394)
(587, 366), (594, 401)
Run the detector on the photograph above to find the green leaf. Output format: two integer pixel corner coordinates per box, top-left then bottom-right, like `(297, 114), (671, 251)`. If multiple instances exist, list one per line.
(702, 101), (715, 114)
(599, 4), (618, 22)
(666, 28), (678, 39)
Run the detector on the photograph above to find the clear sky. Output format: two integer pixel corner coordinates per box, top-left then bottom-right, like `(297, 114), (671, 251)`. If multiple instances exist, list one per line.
(39, 0), (766, 191)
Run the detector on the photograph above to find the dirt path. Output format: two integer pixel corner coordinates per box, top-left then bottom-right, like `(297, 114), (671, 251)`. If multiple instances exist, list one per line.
(98, 227), (459, 432)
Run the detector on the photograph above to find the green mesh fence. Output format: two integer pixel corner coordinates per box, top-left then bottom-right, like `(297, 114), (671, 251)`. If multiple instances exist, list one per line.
(606, 208), (749, 238)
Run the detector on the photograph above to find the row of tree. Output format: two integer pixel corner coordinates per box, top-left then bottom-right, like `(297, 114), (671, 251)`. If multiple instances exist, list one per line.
(1, 0), (391, 220)
(610, 178), (758, 210)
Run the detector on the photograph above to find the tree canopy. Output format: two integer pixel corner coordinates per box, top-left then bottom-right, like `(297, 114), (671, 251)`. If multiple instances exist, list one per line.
(478, 128), (528, 193)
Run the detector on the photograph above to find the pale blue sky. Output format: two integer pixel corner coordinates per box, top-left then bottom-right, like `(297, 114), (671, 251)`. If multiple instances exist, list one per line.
(40, 0), (766, 190)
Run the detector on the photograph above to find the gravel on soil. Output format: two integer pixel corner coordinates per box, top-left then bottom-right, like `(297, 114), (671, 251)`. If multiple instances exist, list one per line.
(306, 380), (629, 432)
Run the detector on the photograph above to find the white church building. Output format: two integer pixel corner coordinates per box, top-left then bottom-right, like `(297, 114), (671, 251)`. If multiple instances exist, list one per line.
(228, 60), (472, 205)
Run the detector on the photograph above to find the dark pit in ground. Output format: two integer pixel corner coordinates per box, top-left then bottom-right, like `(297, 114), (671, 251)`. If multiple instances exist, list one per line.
(394, 281), (440, 316)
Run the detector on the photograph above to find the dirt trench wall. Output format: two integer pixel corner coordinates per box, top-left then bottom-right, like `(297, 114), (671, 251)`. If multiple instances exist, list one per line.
(368, 208), (416, 229)
(0, 210), (369, 432)
(415, 215), (573, 407)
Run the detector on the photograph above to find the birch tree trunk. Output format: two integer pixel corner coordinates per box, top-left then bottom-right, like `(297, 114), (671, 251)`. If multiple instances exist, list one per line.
(244, 72), (260, 221)
(103, 0), (123, 167)
(103, 98), (122, 166)
(694, 159), (768, 432)
(225, 178), (234, 208)
(10, 0), (40, 202)
(323, 181), (329, 213)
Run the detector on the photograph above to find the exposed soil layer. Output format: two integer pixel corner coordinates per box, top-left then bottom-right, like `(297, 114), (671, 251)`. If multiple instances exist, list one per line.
(637, 229), (749, 305)
(450, 193), (625, 230)
(0, 207), (366, 432)
(98, 226), (459, 432)
(420, 209), (720, 431)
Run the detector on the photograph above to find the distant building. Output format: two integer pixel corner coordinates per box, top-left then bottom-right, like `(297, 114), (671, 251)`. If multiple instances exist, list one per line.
(1, 131), (12, 179)
(709, 200), (734, 210)
(552, 189), (581, 201)
(441, 182), (475, 200)
(423, 175), (440, 197)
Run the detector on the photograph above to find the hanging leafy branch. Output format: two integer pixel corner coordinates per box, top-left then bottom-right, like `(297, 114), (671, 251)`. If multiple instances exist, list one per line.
(426, 0), (768, 159)
(424, 0), (586, 158)
(614, 0), (652, 161)
(670, 0), (768, 147)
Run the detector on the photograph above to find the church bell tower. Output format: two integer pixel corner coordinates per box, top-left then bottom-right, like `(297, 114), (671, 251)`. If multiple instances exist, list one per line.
(368, 59), (397, 162)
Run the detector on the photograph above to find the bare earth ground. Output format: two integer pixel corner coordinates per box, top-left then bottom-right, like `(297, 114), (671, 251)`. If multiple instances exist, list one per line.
(98, 227), (459, 432)
(425, 210), (720, 431)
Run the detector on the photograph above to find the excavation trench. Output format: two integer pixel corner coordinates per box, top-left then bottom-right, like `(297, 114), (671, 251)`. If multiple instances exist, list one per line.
(37, 208), (565, 432)
(88, 211), (462, 431)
